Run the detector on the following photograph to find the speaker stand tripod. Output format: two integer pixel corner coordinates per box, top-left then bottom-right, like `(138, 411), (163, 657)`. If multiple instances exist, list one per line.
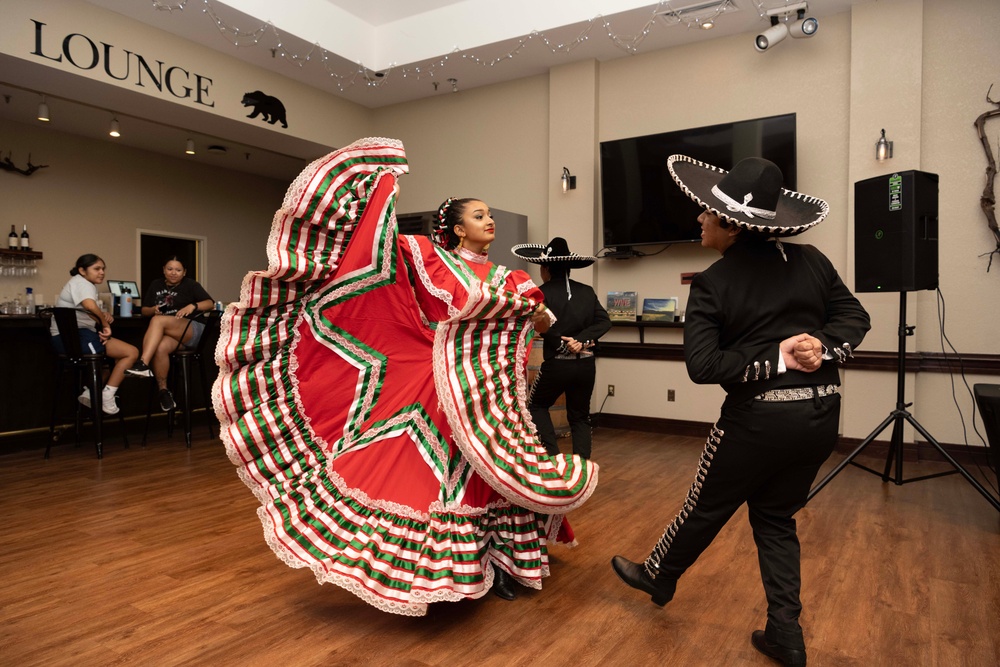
(808, 291), (1000, 511)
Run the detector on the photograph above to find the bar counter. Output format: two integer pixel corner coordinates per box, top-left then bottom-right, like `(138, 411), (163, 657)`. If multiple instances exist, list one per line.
(0, 313), (215, 447)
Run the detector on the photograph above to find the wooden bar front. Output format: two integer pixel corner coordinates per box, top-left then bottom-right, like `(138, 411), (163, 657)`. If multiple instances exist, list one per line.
(0, 314), (216, 449)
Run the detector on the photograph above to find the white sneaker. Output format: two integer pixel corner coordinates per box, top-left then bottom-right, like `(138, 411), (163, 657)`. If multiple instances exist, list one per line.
(78, 388), (92, 408)
(101, 391), (120, 415)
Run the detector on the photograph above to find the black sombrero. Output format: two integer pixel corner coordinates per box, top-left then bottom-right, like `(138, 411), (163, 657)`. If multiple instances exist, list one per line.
(666, 154), (829, 237)
(512, 237), (596, 269)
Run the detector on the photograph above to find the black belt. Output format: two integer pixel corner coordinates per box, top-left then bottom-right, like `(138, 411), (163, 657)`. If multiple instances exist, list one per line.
(553, 353), (594, 361)
(754, 384), (838, 402)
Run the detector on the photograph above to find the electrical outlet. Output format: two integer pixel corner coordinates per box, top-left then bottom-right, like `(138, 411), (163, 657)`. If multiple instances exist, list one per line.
(667, 389), (675, 402)
(608, 384), (615, 397)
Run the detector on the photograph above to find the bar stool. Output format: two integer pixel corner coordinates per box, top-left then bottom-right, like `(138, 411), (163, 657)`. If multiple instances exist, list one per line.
(45, 307), (129, 459)
(143, 310), (221, 448)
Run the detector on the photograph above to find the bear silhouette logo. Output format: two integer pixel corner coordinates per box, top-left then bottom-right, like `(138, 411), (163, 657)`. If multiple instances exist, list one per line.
(241, 91), (288, 128)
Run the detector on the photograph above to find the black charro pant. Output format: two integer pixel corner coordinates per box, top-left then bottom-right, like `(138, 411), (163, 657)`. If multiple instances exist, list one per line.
(528, 357), (597, 459)
(646, 392), (841, 649)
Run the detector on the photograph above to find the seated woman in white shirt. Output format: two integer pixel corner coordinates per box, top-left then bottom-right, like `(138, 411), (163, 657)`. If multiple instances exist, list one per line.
(50, 254), (140, 414)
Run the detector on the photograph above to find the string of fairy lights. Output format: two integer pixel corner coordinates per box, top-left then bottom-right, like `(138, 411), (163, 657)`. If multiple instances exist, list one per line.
(147, 0), (793, 92)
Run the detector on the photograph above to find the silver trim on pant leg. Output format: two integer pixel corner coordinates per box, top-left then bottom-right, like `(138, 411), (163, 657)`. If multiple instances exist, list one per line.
(643, 424), (722, 579)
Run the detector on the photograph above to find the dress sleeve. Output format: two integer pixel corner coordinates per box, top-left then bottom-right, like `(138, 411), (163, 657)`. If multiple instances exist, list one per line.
(506, 270), (544, 304)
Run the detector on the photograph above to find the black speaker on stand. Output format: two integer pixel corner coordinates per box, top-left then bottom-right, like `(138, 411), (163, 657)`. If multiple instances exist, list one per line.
(855, 170), (939, 293)
(808, 171), (1000, 511)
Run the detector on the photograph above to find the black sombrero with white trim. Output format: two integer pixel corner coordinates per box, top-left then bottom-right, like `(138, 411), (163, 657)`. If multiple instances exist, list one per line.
(512, 237), (596, 269)
(666, 154), (829, 237)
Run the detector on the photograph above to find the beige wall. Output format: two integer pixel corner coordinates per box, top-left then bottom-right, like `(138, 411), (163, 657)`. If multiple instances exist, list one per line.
(374, 73), (551, 251)
(593, 8), (857, 431)
(0, 118), (287, 305)
(3, 0), (998, 446)
(590, 0), (1000, 446)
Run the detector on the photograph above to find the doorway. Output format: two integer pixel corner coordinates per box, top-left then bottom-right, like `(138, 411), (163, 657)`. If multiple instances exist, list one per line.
(138, 231), (206, 305)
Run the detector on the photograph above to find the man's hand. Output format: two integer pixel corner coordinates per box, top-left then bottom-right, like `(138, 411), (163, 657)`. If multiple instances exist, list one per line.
(780, 333), (823, 372)
(561, 336), (583, 354)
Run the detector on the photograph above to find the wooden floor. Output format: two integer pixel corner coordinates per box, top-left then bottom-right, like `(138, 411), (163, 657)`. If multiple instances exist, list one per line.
(1, 426), (998, 667)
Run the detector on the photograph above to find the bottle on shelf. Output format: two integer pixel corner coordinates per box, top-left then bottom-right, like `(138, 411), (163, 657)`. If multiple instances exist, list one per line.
(20, 225), (30, 251)
(8, 225), (17, 250)
(26, 287), (35, 313)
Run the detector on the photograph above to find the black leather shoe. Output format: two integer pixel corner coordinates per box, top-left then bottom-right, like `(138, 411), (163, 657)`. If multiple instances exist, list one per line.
(751, 631), (807, 666)
(610, 555), (675, 606)
(492, 565), (516, 601)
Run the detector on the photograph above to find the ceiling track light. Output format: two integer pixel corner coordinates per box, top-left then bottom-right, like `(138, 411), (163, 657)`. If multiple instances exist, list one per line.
(37, 96), (50, 122)
(109, 116), (121, 138)
(755, 18), (788, 51)
(755, 1), (817, 52)
(789, 9), (818, 38)
(658, 0), (732, 30)
(185, 138), (196, 155)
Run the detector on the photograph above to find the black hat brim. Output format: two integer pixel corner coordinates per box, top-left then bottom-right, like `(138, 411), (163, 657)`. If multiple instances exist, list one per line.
(511, 243), (596, 268)
(667, 155), (828, 237)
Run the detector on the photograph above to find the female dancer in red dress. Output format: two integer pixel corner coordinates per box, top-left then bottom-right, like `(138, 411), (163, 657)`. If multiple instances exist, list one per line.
(215, 137), (597, 616)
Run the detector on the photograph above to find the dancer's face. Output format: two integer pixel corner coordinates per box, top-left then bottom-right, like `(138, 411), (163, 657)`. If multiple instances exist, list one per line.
(698, 210), (739, 254)
(454, 200), (496, 250)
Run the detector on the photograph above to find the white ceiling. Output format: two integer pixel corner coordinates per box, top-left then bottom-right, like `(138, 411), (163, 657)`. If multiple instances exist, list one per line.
(0, 0), (871, 181)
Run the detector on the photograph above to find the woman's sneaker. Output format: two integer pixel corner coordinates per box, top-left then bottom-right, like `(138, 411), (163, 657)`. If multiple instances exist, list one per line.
(101, 392), (120, 415)
(159, 389), (176, 412)
(78, 388), (92, 408)
(126, 360), (153, 378)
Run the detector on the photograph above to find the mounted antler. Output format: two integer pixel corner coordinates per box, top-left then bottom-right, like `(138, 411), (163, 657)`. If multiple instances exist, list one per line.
(0, 152), (49, 176)
(975, 84), (1000, 269)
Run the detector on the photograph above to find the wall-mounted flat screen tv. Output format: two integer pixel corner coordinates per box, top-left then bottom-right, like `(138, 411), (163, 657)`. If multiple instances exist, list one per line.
(600, 113), (796, 250)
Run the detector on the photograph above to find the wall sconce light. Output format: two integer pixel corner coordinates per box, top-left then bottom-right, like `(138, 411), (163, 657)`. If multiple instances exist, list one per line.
(37, 96), (50, 122)
(875, 128), (893, 160)
(561, 167), (577, 193)
(185, 138), (196, 155)
(109, 116), (121, 138)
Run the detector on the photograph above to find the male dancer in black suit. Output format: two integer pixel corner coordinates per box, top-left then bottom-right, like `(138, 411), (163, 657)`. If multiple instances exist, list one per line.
(513, 238), (610, 459)
(611, 156), (871, 666)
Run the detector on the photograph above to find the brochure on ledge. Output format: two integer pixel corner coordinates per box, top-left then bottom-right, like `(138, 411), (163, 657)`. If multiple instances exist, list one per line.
(607, 291), (638, 322)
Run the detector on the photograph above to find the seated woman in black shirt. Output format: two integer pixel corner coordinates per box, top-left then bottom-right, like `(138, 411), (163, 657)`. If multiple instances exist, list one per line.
(126, 255), (213, 411)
